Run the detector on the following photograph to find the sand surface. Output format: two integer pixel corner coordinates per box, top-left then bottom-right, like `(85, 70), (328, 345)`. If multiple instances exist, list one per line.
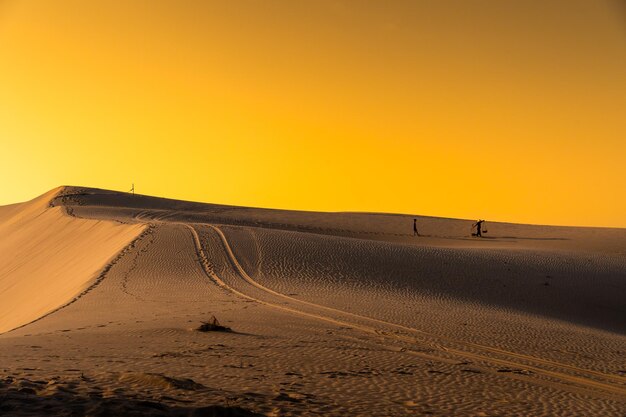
(0, 186), (624, 416)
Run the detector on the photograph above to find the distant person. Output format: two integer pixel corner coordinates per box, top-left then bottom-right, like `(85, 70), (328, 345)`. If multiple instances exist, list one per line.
(473, 219), (486, 237)
(413, 218), (420, 237)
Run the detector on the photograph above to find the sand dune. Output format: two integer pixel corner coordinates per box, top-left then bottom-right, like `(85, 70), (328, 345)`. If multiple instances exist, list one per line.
(0, 186), (624, 416)
(0, 187), (144, 333)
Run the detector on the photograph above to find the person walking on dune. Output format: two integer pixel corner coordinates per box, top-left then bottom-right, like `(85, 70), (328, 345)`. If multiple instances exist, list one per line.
(473, 219), (486, 237)
(413, 218), (420, 237)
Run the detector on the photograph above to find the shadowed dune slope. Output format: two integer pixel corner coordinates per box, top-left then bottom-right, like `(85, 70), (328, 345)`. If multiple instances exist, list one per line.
(221, 226), (626, 334)
(0, 187), (145, 333)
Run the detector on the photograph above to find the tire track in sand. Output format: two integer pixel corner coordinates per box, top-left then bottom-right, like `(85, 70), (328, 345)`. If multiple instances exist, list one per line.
(186, 224), (433, 352)
(187, 224), (626, 401)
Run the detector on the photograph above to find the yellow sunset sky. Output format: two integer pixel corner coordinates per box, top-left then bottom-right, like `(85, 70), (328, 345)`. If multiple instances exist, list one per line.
(0, 0), (624, 227)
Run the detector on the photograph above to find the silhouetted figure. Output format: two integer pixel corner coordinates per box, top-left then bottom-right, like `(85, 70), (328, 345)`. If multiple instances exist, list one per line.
(473, 219), (486, 237)
(413, 218), (420, 237)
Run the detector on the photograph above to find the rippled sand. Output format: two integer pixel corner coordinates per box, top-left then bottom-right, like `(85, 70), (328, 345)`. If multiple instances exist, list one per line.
(1, 186), (624, 416)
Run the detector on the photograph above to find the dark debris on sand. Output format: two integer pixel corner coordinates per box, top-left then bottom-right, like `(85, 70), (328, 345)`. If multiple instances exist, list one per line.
(196, 316), (232, 333)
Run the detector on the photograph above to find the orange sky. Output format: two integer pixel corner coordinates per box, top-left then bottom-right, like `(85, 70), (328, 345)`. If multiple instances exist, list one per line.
(0, 0), (624, 227)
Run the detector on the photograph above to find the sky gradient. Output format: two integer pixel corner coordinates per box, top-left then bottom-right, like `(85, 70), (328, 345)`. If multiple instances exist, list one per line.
(1, 0), (625, 227)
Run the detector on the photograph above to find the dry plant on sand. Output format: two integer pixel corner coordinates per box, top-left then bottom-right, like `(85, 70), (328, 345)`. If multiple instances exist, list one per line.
(196, 315), (231, 332)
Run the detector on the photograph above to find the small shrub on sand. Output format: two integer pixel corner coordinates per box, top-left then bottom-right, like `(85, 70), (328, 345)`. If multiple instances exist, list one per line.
(196, 315), (231, 332)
